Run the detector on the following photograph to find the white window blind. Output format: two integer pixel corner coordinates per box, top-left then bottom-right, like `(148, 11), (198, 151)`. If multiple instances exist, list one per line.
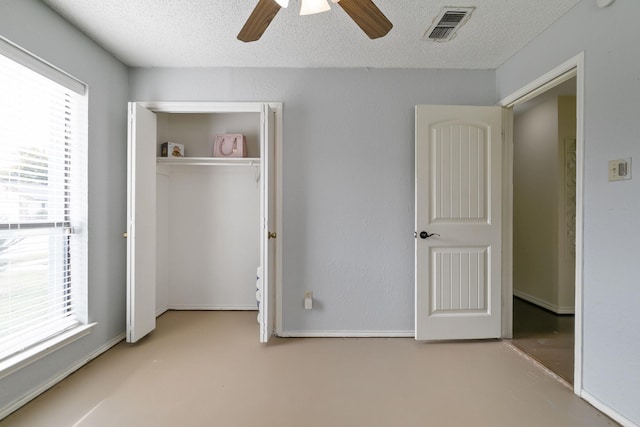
(0, 40), (87, 362)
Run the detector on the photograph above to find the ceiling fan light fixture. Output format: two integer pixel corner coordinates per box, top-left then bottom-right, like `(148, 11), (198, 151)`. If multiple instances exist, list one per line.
(300, 0), (331, 16)
(238, 0), (392, 42)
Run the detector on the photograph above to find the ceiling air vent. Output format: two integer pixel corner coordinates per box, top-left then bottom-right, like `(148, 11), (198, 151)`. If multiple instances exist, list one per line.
(424, 7), (474, 42)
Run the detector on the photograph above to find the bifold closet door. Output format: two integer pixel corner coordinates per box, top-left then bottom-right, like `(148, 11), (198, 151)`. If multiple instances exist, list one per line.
(259, 104), (276, 343)
(126, 103), (157, 343)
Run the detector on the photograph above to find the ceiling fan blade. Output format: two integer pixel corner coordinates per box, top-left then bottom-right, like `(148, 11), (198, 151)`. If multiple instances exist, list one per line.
(336, 0), (392, 39)
(238, 0), (282, 42)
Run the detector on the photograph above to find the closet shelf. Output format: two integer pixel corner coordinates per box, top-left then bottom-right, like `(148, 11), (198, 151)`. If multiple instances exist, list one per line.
(157, 157), (261, 166)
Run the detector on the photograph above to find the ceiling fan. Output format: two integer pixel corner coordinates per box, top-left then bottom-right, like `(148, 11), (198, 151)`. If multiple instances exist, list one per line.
(237, 0), (393, 42)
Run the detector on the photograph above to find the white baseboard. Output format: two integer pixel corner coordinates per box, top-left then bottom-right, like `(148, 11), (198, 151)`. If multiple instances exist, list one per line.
(581, 390), (637, 427)
(514, 290), (575, 314)
(0, 332), (125, 420)
(167, 305), (257, 311)
(278, 330), (415, 338)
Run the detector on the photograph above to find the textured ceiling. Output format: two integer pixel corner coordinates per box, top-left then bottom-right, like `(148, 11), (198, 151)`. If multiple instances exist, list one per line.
(41, 0), (581, 69)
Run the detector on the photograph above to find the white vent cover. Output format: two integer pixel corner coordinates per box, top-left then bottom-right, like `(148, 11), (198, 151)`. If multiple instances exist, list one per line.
(424, 7), (475, 42)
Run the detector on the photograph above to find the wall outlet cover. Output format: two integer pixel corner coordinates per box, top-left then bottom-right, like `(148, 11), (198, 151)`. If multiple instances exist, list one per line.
(304, 291), (313, 310)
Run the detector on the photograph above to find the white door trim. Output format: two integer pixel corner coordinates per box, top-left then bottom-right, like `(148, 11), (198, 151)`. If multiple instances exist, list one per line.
(500, 107), (514, 340)
(498, 52), (585, 395)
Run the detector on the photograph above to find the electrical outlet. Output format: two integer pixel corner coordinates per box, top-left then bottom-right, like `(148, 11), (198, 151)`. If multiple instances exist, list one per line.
(608, 158), (632, 182)
(304, 291), (313, 310)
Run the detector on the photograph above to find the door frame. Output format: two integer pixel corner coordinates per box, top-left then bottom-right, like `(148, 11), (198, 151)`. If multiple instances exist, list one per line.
(498, 52), (585, 394)
(131, 101), (284, 338)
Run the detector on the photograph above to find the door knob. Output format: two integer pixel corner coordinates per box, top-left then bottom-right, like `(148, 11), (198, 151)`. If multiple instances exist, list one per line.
(123, 232), (128, 238)
(419, 231), (440, 239)
(268, 232), (277, 239)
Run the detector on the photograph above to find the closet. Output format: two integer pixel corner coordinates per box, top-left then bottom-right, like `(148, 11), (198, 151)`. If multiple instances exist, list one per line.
(126, 102), (278, 344)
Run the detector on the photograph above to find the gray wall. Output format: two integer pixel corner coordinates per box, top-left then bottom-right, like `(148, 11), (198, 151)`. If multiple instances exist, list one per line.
(497, 0), (640, 423)
(129, 68), (495, 333)
(0, 0), (129, 413)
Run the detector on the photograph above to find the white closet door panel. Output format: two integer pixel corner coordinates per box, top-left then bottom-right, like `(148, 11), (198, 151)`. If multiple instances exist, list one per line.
(127, 103), (157, 343)
(167, 167), (260, 309)
(260, 105), (276, 342)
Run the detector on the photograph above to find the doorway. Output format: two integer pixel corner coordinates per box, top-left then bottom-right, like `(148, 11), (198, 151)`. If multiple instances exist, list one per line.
(510, 77), (577, 384)
(499, 53), (585, 392)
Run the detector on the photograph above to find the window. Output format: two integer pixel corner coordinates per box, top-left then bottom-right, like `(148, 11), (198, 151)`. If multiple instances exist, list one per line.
(0, 37), (89, 369)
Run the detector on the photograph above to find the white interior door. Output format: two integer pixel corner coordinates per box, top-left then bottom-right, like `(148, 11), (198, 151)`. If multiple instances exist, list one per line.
(415, 105), (502, 340)
(259, 105), (276, 342)
(126, 103), (157, 343)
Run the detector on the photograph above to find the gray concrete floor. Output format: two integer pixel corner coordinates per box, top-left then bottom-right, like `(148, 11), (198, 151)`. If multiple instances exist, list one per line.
(2, 310), (614, 427)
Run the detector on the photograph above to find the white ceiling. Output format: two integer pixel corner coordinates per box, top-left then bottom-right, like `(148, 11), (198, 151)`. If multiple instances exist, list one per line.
(41, 0), (581, 69)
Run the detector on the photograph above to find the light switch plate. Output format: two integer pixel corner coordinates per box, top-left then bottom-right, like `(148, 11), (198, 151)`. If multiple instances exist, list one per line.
(608, 158), (631, 182)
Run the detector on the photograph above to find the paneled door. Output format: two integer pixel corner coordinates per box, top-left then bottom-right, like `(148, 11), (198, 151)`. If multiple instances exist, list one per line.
(415, 105), (503, 340)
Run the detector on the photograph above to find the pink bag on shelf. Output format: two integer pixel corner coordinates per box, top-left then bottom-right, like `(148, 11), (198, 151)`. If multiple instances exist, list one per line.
(213, 134), (247, 158)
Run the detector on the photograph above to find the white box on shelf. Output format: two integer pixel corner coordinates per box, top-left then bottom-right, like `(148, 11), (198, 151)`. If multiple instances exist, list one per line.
(160, 142), (184, 158)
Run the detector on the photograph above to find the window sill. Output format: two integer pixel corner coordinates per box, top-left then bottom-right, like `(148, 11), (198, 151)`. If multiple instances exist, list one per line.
(0, 323), (96, 381)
